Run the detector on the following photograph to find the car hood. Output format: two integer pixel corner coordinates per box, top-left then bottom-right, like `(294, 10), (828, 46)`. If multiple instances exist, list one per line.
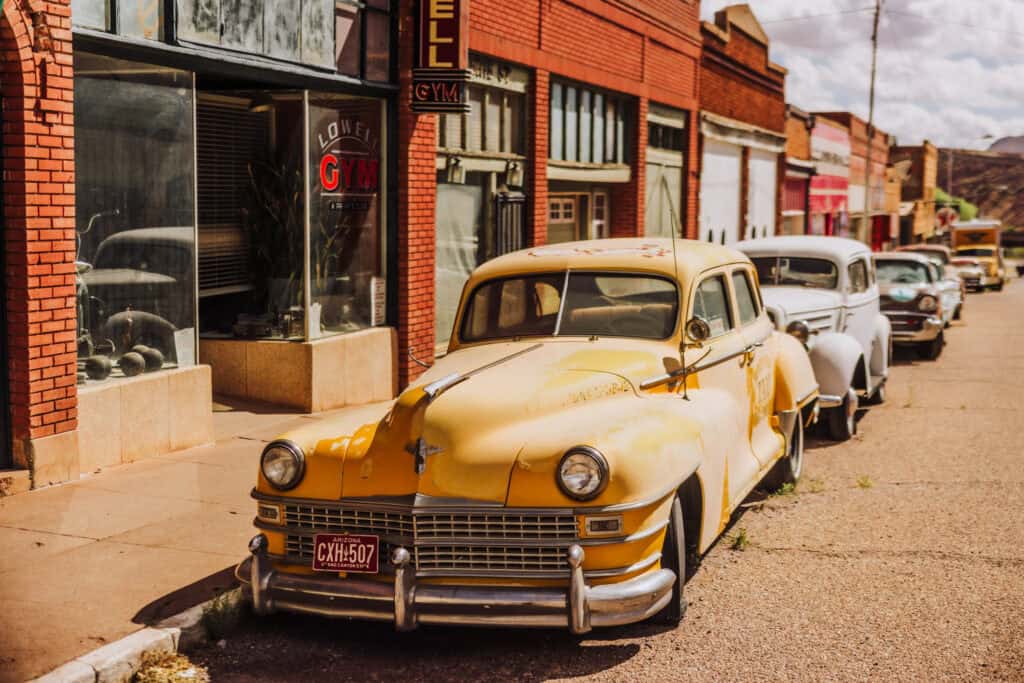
(335, 339), (671, 503)
(760, 286), (842, 319)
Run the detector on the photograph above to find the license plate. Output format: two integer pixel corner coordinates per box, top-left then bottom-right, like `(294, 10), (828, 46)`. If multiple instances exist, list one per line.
(312, 533), (380, 573)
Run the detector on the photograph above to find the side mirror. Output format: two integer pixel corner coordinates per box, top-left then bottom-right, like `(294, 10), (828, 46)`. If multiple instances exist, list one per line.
(684, 316), (711, 344)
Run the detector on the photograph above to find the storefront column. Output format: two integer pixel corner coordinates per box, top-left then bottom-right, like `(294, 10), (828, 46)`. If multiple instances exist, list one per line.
(684, 109), (700, 239)
(610, 96), (646, 237)
(396, 2), (437, 388)
(2, 0), (79, 484)
(529, 69), (549, 246)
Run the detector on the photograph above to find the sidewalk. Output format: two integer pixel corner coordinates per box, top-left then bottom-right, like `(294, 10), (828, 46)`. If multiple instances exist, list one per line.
(0, 397), (389, 682)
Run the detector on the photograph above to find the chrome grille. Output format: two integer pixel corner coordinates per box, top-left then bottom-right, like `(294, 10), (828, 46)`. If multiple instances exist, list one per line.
(284, 504), (413, 538)
(415, 545), (566, 573)
(276, 502), (580, 576)
(414, 512), (578, 541)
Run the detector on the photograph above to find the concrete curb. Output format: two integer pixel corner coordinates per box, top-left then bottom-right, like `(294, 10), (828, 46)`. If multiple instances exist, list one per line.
(29, 588), (241, 683)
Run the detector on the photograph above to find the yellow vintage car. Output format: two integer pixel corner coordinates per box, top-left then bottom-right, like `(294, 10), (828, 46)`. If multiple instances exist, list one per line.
(238, 238), (819, 633)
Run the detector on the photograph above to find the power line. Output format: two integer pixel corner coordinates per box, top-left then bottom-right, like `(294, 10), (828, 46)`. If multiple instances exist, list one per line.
(761, 7), (872, 24)
(882, 8), (1024, 39)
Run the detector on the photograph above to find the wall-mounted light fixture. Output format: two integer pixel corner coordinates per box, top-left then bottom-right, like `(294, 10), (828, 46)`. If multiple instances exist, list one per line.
(445, 156), (465, 184)
(504, 160), (523, 188)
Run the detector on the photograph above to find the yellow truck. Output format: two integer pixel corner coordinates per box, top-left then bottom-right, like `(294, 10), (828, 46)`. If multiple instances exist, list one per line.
(952, 220), (1007, 291)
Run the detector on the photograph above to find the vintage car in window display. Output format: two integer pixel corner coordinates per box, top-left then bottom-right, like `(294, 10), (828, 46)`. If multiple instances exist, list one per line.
(238, 238), (819, 633)
(735, 236), (890, 442)
(874, 252), (951, 360)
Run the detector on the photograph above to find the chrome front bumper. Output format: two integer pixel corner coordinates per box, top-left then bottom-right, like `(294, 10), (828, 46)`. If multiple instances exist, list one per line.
(239, 534), (675, 634)
(979, 274), (1003, 288)
(890, 315), (943, 343)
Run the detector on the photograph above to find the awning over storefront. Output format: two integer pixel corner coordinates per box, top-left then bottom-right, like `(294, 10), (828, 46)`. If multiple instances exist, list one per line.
(700, 111), (786, 154)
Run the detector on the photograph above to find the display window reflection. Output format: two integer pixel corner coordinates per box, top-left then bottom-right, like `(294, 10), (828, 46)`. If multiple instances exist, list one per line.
(308, 96), (386, 337)
(73, 52), (196, 384)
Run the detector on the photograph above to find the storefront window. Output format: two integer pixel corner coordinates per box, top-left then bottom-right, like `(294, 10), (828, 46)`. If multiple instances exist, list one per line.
(308, 96), (386, 337)
(73, 52), (196, 384)
(550, 81), (631, 164)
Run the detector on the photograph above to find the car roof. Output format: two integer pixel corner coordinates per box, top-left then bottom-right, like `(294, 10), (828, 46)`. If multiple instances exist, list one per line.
(470, 238), (750, 284)
(873, 252), (934, 265)
(98, 227), (194, 248)
(735, 235), (871, 262)
(896, 244), (951, 255)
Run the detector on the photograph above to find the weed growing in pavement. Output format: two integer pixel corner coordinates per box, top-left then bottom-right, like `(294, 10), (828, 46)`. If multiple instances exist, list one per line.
(731, 528), (750, 551)
(200, 589), (247, 641)
(135, 651), (210, 683)
(772, 482), (796, 497)
(856, 475), (874, 489)
(802, 478), (826, 494)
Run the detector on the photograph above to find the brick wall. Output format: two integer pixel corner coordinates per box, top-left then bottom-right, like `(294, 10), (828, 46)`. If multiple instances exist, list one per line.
(2, 0), (77, 467)
(469, 0), (703, 239)
(700, 30), (786, 134)
(396, 1), (437, 388)
(785, 113), (812, 160)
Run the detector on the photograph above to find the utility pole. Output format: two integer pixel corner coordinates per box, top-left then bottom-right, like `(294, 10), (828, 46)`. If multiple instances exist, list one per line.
(860, 0), (882, 244)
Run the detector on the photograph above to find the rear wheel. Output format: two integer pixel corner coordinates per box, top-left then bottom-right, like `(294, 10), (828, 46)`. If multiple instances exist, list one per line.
(826, 389), (858, 441)
(917, 332), (944, 360)
(652, 496), (687, 626)
(764, 414), (804, 490)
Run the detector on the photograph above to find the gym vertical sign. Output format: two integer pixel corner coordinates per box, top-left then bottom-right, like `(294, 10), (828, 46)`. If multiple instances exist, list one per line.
(412, 0), (471, 113)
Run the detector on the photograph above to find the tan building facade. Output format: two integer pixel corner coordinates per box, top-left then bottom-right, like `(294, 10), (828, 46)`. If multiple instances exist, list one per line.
(890, 142), (939, 244)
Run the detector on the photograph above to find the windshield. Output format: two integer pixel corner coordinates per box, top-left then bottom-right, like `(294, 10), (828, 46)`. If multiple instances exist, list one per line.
(460, 272), (678, 342)
(751, 257), (838, 289)
(957, 248), (995, 258)
(876, 260), (932, 284)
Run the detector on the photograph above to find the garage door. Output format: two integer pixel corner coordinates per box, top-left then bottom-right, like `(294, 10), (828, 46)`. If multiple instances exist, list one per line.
(699, 139), (742, 245)
(746, 149), (778, 240)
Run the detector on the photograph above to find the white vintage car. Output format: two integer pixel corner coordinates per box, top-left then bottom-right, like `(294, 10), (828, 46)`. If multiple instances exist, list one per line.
(736, 236), (890, 441)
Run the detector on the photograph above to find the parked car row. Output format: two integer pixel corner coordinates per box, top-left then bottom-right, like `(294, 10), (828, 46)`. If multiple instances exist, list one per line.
(236, 234), (996, 637)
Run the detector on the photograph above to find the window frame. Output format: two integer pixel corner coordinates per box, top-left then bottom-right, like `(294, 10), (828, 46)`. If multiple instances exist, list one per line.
(689, 271), (736, 340)
(730, 267), (762, 327)
(847, 258), (870, 294)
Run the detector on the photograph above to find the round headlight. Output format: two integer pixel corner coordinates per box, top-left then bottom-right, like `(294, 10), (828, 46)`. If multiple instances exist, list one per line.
(557, 447), (609, 501)
(261, 441), (305, 491)
(786, 320), (811, 344)
(918, 295), (938, 312)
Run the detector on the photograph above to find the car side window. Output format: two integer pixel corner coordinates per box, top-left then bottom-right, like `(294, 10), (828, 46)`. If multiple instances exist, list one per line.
(848, 259), (869, 294)
(692, 274), (734, 338)
(731, 270), (759, 326)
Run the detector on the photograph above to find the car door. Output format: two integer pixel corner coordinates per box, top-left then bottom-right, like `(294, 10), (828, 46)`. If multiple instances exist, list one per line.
(730, 266), (783, 469)
(842, 256), (876, 358)
(688, 270), (760, 507)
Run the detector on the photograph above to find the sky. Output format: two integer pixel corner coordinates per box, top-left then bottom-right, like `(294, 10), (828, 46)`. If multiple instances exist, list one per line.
(699, 0), (1024, 149)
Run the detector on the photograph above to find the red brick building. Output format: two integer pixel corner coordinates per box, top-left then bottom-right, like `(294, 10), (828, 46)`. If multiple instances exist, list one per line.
(815, 111), (893, 247)
(697, 4), (786, 245)
(782, 105), (816, 235)
(1, 1), (702, 489)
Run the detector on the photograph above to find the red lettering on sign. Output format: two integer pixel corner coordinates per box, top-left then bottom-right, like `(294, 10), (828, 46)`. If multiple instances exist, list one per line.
(320, 154), (339, 191)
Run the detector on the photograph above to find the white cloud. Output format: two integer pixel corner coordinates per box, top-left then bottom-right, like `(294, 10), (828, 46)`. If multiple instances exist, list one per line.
(700, 0), (1024, 148)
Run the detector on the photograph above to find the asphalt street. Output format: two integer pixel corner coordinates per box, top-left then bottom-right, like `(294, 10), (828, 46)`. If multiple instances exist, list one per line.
(193, 275), (1024, 682)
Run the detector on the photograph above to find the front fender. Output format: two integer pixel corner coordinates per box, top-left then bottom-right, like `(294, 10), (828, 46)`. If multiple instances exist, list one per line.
(808, 332), (863, 399)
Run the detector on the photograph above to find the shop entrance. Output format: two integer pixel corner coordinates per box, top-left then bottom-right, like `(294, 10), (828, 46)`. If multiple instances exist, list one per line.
(547, 189), (611, 244)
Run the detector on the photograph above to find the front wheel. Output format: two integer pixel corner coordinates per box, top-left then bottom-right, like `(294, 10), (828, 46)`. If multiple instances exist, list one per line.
(917, 332), (944, 360)
(953, 303), (963, 321)
(652, 496), (687, 626)
(826, 389), (858, 441)
(764, 413), (804, 490)
(864, 380), (886, 406)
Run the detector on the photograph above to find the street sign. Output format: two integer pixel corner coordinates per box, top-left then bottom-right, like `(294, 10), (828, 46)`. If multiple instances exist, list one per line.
(412, 0), (471, 113)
